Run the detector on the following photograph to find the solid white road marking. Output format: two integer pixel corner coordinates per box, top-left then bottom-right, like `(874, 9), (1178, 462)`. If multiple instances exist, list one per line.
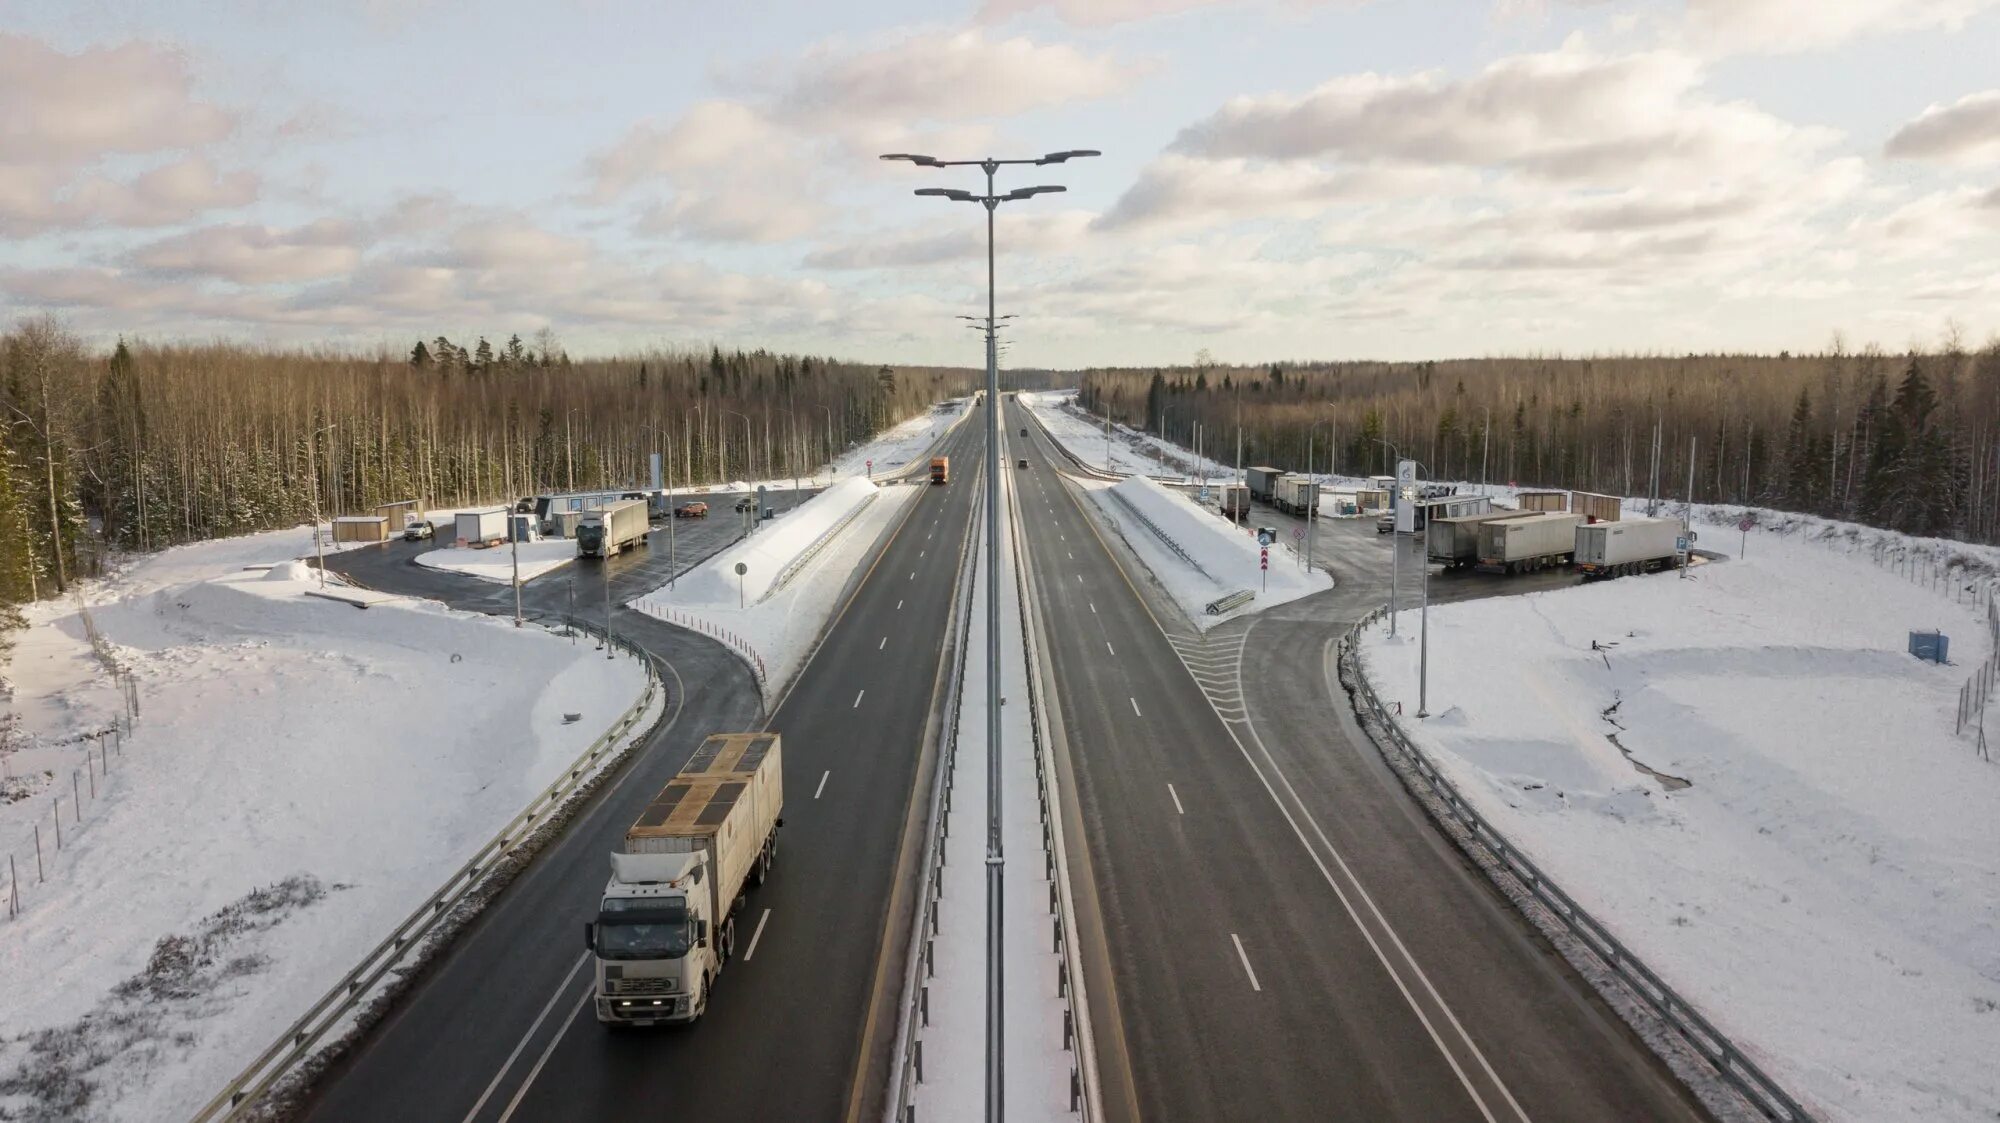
(1231, 933), (1262, 992)
(1130, 697), (1142, 717)
(853, 690), (866, 708)
(497, 984), (591, 1122)
(744, 908), (772, 961)
(815, 770), (830, 798)
(1168, 783), (1184, 815)
(462, 952), (591, 1123)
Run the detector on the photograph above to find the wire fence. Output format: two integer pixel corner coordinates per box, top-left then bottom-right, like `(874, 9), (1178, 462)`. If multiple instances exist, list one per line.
(3, 671), (141, 924)
(1342, 607), (1813, 1123)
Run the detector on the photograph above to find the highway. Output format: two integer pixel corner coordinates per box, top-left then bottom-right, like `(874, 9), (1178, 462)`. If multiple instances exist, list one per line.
(305, 418), (982, 1123)
(1005, 396), (1712, 1123)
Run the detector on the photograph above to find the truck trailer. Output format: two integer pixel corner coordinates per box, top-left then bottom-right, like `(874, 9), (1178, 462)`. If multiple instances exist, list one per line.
(454, 507), (508, 548)
(1427, 509), (1533, 568)
(588, 732), (784, 1026)
(1244, 467), (1283, 504)
(1272, 474), (1320, 516)
(577, 499), (649, 558)
(1475, 512), (1585, 573)
(1217, 482), (1250, 520)
(930, 456), (950, 485)
(1575, 516), (1681, 579)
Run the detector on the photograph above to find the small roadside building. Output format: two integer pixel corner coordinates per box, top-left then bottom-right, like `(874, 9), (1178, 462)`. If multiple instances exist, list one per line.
(332, 515), (390, 544)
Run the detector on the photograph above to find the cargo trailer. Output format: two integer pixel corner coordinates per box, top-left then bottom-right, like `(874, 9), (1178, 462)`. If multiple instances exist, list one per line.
(1245, 467), (1283, 503)
(589, 732), (784, 1026)
(1273, 474), (1320, 516)
(1474, 512), (1584, 573)
(1426, 509), (1534, 568)
(454, 507), (509, 548)
(1575, 516), (1681, 579)
(578, 499), (649, 558)
(1516, 490), (1568, 512)
(1570, 491), (1624, 523)
(1217, 483), (1250, 519)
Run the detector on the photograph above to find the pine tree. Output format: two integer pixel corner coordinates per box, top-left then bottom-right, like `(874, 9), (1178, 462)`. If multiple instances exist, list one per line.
(505, 334), (526, 366)
(410, 340), (432, 367)
(473, 337), (495, 370)
(1781, 387), (1816, 511)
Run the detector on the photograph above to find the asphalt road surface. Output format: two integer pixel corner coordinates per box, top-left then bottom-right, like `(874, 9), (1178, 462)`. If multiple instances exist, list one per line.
(1007, 397), (1712, 1123)
(305, 429), (981, 1122)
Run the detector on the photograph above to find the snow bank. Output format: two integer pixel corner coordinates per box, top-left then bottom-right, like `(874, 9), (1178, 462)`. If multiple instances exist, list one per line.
(633, 482), (920, 694)
(415, 539), (577, 584)
(0, 544), (649, 1121)
(1361, 529), (1999, 1122)
(832, 400), (967, 479)
(1089, 475), (1330, 627)
(1020, 390), (1234, 481)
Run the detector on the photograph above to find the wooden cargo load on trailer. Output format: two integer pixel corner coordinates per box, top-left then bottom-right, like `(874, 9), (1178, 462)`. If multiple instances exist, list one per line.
(1571, 491), (1624, 523)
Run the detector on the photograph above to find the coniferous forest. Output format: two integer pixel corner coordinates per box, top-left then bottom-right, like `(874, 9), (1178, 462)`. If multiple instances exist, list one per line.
(0, 316), (974, 623)
(1076, 340), (2000, 545)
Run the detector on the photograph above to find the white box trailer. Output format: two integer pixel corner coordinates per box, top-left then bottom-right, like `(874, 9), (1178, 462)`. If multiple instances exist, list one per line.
(1475, 512), (1584, 573)
(1427, 509), (1534, 568)
(1575, 516), (1681, 579)
(1273, 474), (1320, 516)
(454, 507), (508, 548)
(577, 499), (649, 558)
(590, 732), (784, 1026)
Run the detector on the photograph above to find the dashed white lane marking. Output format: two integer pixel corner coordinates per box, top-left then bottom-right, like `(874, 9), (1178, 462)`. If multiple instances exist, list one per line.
(1231, 933), (1262, 992)
(815, 770), (830, 798)
(1106, 641), (1115, 656)
(744, 908), (772, 960)
(897, 599), (903, 610)
(1168, 783), (1185, 815)
(853, 690), (866, 708)
(879, 636), (887, 650)
(1090, 603), (1097, 614)
(1130, 697), (1142, 717)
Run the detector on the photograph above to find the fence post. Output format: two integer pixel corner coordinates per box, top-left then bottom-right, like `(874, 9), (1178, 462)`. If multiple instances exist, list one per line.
(34, 824), (43, 881)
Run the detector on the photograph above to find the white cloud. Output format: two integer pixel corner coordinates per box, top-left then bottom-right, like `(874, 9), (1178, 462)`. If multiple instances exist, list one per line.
(589, 101), (790, 200)
(804, 210), (1095, 269)
(772, 30), (1141, 127)
(1682, 0), (1999, 55)
(1169, 45), (1829, 185)
(1096, 154), (1475, 231)
(638, 189), (830, 244)
(132, 220), (360, 284)
(1, 155), (257, 234)
(1886, 90), (2000, 162)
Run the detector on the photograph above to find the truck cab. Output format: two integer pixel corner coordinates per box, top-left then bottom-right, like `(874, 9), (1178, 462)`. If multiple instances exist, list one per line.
(586, 852), (719, 1025)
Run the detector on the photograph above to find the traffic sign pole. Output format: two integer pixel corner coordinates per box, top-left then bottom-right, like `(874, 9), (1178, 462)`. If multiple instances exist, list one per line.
(1261, 546), (1269, 591)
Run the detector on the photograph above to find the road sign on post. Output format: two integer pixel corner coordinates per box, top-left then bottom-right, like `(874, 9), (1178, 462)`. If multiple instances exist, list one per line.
(866, 458), (873, 479)
(1395, 459), (1417, 535)
(1738, 515), (1753, 558)
(1260, 545), (1269, 591)
(734, 561), (748, 608)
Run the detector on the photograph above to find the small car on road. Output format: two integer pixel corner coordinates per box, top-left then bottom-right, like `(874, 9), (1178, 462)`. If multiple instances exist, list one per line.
(403, 520), (434, 542)
(675, 502), (709, 518)
(1017, 459), (1029, 469)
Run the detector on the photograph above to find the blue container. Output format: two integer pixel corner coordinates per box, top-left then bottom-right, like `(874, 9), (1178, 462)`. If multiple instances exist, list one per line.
(1908, 631), (1949, 663)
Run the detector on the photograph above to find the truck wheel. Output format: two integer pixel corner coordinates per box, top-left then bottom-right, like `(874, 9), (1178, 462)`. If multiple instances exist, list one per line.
(721, 917), (736, 962)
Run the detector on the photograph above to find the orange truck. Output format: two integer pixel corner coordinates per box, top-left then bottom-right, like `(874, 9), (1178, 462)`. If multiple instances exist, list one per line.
(930, 457), (949, 485)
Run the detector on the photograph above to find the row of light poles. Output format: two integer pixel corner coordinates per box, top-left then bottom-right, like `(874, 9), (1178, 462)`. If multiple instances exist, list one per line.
(883, 146), (1098, 1123)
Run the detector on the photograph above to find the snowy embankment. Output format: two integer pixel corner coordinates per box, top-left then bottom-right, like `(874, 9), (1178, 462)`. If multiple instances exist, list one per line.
(831, 399), (968, 480)
(1361, 527), (2000, 1122)
(1020, 390), (1234, 480)
(0, 532), (648, 1121)
(415, 538), (576, 584)
(632, 477), (921, 693)
(1086, 475), (1329, 627)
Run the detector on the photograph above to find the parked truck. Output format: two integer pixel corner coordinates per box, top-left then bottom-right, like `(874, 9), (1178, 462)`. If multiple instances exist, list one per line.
(1217, 482), (1250, 520)
(588, 732), (784, 1027)
(930, 456), (950, 485)
(1244, 467), (1283, 504)
(453, 507), (508, 548)
(577, 499), (649, 558)
(1427, 509), (1534, 568)
(1475, 512), (1585, 573)
(1272, 474), (1320, 516)
(1574, 516), (1681, 579)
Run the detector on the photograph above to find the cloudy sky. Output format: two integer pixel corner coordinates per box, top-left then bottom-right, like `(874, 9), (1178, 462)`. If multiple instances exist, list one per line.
(4, 0), (1998, 366)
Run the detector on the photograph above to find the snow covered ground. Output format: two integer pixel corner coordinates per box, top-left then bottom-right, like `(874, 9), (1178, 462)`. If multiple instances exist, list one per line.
(0, 530), (649, 1121)
(414, 539), (576, 584)
(830, 400), (969, 480)
(632, 478), (922, 694)
(1020, 390), (1236, 481)
(1085, 475), (1330, 628)
(1361, 524), (2000, 1122)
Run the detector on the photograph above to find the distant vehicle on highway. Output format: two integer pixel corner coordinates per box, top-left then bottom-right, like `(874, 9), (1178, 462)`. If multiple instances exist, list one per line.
(1019, 427), (1027, 437)
(930, 456), (950, 485)
(402, 520), (434, 542)
(1018, 458), (1029, 469)
(675, 502), (709, 518)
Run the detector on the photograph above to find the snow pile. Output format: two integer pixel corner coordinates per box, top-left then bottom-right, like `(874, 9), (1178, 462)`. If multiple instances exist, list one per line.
(831, 400), (968, 480)
(415, 539), (577, 584)
(0, 531), (650, 1121)
(1020, 390), (1233, 480)
(1090, 475), (1330, 626)
(633, 478), (921, 692)
(1361, 530), (1999, 1122)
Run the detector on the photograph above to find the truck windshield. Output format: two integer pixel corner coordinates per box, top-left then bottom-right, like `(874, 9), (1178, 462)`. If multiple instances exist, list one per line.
(596, 901), (691, 960)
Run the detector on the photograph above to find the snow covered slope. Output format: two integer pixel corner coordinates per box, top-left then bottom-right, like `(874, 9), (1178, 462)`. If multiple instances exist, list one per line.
(415, 538), (576, 583)
(0, 531), (647, 1121)
(1361, 528), (1999, 1122)
(1088, 475), (1329, 626)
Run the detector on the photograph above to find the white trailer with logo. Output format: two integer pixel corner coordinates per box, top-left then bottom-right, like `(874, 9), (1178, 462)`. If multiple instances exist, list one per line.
(1575, 516), (1681, 579)
(1475, 512), (1585, 574)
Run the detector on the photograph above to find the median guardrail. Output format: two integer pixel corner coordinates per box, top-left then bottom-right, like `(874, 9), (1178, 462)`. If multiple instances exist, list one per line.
(1104, 487), (1216, 584)
(193, 619), (664, 1122)
(769, 491), (880, 599)
(1340, 607), (1812, 1123)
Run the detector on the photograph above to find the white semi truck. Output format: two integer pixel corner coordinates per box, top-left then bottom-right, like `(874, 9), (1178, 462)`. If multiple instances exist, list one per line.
(586, 732), (784, 1026)
(576, 499), (650, 558)
(1474, 511), (1585, 573)
(1427, 509), (1533, 568)
(1574, 516), (1681, 579)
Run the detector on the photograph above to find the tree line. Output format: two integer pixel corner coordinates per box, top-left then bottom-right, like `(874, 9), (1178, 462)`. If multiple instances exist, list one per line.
(0, 316), (974, 621)
(1076, 339), (2000, 545)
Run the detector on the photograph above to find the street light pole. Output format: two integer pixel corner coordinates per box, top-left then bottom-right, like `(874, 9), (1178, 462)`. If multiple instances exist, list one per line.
(884, 146), (1097, 1123)
(1378, 439), (1433, 715)
(309, 423), (336, 589)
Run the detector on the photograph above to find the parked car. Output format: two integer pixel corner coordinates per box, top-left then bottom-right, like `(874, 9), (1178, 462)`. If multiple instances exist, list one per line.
(734, 496), (757, 513)
(675, 502), (709, 518)
(1017, 458), (1029, 469)
(403, 520), (434, 541)
(1376, 513), (1395, 534)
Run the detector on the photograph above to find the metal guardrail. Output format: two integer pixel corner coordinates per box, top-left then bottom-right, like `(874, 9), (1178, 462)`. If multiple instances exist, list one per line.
(1009, 464), (1101, 1120)
(1340, 608), (1814, 1123)
(770, 491), (880, 599)
(886, 485), (981, 1123)
(192, 621), (664, 1121)
(1204, 589), (1255, 616)
(1104, 488), (1215, 583)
